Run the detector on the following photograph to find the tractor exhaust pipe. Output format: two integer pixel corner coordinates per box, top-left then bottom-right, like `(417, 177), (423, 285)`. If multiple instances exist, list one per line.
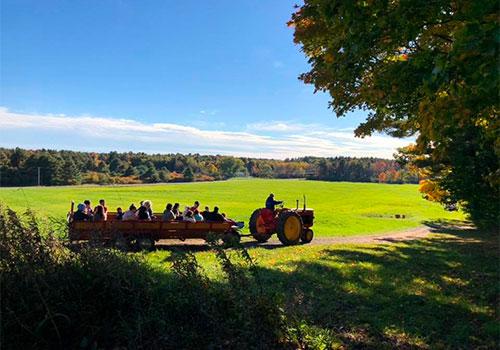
(296, 200), (299, 210)
(303, 195), (306, 211)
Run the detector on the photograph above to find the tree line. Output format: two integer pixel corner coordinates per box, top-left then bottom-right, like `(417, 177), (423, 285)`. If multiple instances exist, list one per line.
(0, 147), (419, 187)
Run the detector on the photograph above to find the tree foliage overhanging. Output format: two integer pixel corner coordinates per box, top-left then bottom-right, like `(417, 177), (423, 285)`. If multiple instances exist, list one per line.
(288, 0), (499, 229)
(0, 147), (419, 186)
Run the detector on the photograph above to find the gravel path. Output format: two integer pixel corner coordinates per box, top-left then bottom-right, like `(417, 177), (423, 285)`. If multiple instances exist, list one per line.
(155, 226), (434, 250)
(303, 226), (432, 246)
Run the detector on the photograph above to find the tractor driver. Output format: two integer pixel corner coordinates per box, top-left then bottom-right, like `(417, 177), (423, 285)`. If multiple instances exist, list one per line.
(265, 193), (283, 211)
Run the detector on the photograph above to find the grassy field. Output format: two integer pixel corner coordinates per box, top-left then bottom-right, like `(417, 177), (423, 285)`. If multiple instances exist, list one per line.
(1, 180), (496, 349)
(0, 178), (464, 236)
(148, 224), (498, 349)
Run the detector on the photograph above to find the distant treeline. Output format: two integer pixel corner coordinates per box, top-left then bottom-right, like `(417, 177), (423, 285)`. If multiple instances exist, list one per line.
(0, 148), (420, 186)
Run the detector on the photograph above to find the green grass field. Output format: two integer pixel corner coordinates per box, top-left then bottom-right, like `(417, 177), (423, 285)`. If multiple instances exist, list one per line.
(146, 226), (498, 349)
(0, 178), (464, 236)
(2, 180), (495, 349)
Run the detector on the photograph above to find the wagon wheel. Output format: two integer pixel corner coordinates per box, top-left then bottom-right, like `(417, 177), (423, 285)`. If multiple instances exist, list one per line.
(112, 235), (132, 251)
(277, 211), (303, 246)
(249, 209), (272, 243)
(300, 229), (314, 244)
(222, 230), (241, 247)
(135, 235), (155, 251)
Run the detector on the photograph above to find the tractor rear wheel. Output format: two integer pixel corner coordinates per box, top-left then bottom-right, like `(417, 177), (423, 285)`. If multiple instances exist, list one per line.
(301, 229), (314, 244)
(249, 209), (272, 243)
(277, 211), (303, 246)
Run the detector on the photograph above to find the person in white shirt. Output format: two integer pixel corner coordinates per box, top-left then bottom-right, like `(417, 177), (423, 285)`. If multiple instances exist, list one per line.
(122, 204), (138, 221)
(183, 210), (196, 223)
(162, 203), (176, 221)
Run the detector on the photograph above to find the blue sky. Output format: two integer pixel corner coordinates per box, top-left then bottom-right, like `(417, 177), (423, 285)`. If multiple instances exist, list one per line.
(0, 0), (410, 158)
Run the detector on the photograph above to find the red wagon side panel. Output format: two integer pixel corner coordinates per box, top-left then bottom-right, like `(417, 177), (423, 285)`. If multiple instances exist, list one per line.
(69, 219), (234, 242)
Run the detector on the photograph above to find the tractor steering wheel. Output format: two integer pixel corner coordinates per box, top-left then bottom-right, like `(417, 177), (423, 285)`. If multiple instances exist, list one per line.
(278, 201), (285, 209)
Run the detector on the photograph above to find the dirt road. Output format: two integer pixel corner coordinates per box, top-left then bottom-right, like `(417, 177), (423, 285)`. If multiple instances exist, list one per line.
(303, 226), (433, 246)
(155, 226), (435, 250)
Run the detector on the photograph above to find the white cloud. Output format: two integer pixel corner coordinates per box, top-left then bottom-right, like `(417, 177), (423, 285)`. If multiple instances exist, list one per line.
(246, 120), (319, 132)
(199, 110), (216, 115)
(0, 107), (411, 159)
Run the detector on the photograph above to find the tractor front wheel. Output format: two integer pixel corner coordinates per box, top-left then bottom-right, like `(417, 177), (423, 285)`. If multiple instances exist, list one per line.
(301, 229), (314, 244)
(249, 209), (272, 243)
(277, 211), (303, 246)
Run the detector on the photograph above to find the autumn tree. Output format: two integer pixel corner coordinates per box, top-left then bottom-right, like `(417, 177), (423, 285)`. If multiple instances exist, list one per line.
(288, 0), (499, 229)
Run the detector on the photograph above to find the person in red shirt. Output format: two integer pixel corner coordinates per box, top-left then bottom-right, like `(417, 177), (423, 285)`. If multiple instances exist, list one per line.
(190, 201), (200, 212)
(94, 199), (108, 215)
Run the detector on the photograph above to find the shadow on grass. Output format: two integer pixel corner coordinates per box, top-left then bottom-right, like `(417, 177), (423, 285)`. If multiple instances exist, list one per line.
(251, 223), (498, 349)
(154, 240), (301, 252)
(423, 218), (479, 235)
(65, 221), (498, 349)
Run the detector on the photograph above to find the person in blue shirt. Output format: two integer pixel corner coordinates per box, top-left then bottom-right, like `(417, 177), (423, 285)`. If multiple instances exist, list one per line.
(265, 193), (283, 210)
(73, 203), (92, 221)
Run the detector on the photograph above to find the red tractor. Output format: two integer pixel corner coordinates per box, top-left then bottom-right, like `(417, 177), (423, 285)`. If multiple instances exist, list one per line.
(249, 197), (314, 246)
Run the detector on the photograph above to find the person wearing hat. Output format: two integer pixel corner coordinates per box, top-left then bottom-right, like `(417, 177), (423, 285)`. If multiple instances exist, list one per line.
(73, 203), (92, 221)
(265, 193), (283, 211)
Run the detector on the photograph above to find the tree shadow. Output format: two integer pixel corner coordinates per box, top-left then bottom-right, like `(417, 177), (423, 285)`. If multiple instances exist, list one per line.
(154, 239), (301, 252)
(422, 219), (477, 235)
(250, 224), (498, 349)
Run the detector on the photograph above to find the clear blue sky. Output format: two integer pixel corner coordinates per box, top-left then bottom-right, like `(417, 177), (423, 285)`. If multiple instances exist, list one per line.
(0, 0), (410, 158)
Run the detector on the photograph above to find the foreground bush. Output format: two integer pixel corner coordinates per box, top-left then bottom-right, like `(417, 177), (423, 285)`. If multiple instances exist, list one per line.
(0, 207), (287, 350)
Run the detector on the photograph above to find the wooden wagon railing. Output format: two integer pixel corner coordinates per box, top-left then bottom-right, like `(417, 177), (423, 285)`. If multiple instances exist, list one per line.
(69, 219), (236, 242)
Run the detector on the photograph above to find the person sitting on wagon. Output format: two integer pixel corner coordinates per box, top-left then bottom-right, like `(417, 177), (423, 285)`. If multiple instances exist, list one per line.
(73, 203), (92, 221)
(94, 199), (108, 215)
(265, 193), (283, 211)
(84, 200), (94, 216)
(201, 206), (210, 219)
(116, 207), (124, 220)
(143, 200), (155, 219)
(122, 204), (138, 220)
(182, 205), (190, 219)
(193, 209), (204, 222)
(93, 205), (107, 221)
(172, 203), (181, 217)
(162, 203), (176, 221)
(207, 206), (224, 222)
(137, 205), (151, 221)
(183, 210), (196, 223)
(190, 201), (200, 212)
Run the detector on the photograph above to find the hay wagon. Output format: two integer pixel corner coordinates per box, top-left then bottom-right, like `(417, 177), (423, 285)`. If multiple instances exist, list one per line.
(68, 206), (242, 250)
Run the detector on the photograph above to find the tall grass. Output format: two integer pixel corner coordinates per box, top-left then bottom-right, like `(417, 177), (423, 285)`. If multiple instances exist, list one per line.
(0, 207), (288, 350)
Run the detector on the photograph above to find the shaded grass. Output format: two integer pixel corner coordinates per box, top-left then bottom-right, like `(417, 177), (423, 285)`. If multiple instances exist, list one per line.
(0, 179), (465, 237)
(148, 223), (499, 349)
